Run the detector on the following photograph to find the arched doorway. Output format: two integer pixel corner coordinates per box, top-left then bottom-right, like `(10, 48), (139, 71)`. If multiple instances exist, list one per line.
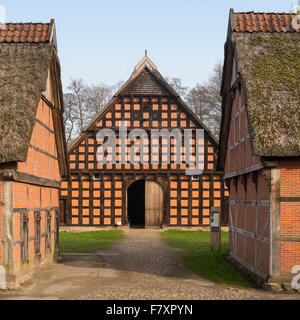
(127, 179), (164, 228)
(127, 179), (145, 228)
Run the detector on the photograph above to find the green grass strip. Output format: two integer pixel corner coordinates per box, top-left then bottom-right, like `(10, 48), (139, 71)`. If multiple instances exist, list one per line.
(59, 230), (124, 253)
(161, 230), (252, 288)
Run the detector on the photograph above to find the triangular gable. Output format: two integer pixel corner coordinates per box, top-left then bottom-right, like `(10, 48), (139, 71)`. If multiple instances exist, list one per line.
(122, 68), (170, 96)
(69, 57), (218, 153)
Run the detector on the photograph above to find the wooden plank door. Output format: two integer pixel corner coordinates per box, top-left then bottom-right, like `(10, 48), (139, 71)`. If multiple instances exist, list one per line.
(59, 199), (66, 224)
(145, 180), (164, 227)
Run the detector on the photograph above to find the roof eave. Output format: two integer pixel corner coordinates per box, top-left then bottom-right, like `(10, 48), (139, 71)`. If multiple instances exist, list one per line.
(47, 19), (58, 51)
(68, 63), (219, 153)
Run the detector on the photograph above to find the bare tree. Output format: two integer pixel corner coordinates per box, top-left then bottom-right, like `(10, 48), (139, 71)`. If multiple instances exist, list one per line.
(165, 77), (188, 98)
(186, 85), (212, 122)
(63, 64), (223, 143)
(67, 79), (86, 134)
(63, 92), (77, 144)
(63, 79), (119, 144)
(111, 80), (125, 93)
(186, 62), (223, 139)
(84, 84), (112, 124)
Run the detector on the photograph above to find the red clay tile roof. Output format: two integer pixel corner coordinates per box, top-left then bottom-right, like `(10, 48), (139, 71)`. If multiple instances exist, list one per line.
(232, 12), (300, 33)
(0, 23), (51, 43)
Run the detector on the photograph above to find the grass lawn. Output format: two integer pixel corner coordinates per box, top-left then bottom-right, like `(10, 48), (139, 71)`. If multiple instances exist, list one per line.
(59, 230), (124, 253)
(161, 230), (252, 288)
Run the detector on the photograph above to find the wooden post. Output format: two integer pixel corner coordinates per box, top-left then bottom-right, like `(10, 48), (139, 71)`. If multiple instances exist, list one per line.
(269, 167), (281, 277)
(210, 206), (221, 251)
(1, 171), (15, 274)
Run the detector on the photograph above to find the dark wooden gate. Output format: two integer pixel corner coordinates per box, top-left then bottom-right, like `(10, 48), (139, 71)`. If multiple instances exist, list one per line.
(21, 213), (29, 265)
(34, 211), (41, 263)
(221, 198), (229, 226)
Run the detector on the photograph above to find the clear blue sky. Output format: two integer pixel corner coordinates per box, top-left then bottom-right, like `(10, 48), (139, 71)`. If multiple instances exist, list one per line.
(1, 0), (296, 90)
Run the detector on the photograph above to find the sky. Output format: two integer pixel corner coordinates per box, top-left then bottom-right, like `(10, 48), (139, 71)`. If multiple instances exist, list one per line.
(1, 0), (297, 91)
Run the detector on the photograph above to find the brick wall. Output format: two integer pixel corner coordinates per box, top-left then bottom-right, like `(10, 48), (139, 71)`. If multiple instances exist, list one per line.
(226, 84), (270, 278)
(65, 172), (228, 227)
(68, 174), (123, 226)
(280, 242), (300, 274)
(18, 99), (60, 182)
(11, 98), (60, 272)
(168, 174), (227, 226)
(63, 95), (228, 227)
(280, 161), (300, 273)
(68, 97), (217, 172)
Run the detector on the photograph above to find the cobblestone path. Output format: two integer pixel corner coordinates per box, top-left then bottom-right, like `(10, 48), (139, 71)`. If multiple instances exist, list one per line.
(0, 229), (299, 300)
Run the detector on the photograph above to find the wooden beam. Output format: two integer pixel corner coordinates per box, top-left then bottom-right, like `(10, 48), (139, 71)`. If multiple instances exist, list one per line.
(280, 197), (300, 202)
(69, 169), (225, 175)
(29, 144), (58, 160)
(1, 179), (14, 271)
(41, 94), (54, 109)
(2, 170), (60, 189)
(224, 163), (264, 179)
(280, 237), (300, 243)
(230, 199), (269, 206)
(188, 176), (192, 225)
(0, 162), (18, 170)
(229, 226), (269, 243)
(262, 161), (279, 168)
(269, 167), (281, 277)
(66, 179), (72, 224)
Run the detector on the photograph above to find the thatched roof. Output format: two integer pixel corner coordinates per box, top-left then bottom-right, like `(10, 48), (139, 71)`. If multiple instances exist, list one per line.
(233, 32), (300, 156)
(0, 42), (54, 163)
(217, 11), (300, 170)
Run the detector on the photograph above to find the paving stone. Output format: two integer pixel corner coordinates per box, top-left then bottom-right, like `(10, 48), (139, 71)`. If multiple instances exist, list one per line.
(263, 282), (282, 293)
(0, 229), (299, 300)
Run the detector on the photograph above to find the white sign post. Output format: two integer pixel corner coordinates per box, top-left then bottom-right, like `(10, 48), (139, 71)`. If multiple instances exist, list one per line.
(0, 266), (6, 290)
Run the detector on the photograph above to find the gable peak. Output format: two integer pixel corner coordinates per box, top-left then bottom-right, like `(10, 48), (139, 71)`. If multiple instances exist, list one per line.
(130, 52), (157, 78)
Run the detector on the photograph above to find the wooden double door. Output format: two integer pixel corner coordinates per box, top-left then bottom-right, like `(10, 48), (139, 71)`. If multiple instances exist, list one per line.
(127, 179), (164, 228)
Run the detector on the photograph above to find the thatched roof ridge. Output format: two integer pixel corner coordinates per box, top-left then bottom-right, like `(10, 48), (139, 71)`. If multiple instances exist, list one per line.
(233, 32), (300, 156)
(0, 42), (54, 163)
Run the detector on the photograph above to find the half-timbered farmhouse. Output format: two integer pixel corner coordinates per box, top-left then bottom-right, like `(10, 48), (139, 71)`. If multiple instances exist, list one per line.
(217, 10), (300, 285)
(61, 55), (229, 228)
(0, 20), (68, 287)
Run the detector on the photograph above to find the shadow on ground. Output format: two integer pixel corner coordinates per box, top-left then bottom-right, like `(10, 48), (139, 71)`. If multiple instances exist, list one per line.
(0, 229), (299, 300)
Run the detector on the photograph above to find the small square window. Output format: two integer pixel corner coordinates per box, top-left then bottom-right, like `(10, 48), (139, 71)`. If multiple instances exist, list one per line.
(93, 174), (101, 181)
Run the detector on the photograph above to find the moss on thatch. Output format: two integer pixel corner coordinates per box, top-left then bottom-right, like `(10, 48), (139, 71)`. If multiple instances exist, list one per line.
(0, 43), (53, 163)
(233, 32), (300, 156)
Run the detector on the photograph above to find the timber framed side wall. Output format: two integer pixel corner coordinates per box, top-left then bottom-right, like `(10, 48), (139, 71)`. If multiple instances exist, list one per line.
(0, 97), (61, 278)
(225, 83), (271, 280)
